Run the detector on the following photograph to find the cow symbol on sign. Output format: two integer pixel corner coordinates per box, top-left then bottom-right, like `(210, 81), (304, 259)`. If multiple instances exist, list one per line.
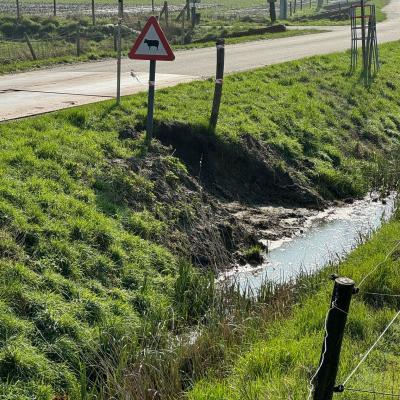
(128, 16), (175, 61)
(128, 17), (175, 145)
(144, 39), (160, 52)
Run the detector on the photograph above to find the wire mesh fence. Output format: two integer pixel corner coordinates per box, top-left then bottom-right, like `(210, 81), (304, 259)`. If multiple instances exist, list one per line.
(0, 0), (351, 19)
(0, 0), (352, 68)
(341, 314), (400, 398)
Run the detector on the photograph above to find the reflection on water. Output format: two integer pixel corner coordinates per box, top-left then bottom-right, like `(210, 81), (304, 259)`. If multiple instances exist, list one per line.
(223, 193), (397, 292)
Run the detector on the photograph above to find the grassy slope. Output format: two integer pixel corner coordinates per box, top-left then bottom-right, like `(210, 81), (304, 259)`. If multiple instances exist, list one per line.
(189, 212), (400, 399)
(0, 41), (400, 398)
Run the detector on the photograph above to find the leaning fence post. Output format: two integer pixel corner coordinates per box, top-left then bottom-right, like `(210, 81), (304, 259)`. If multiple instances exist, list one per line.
(312, 276), (356, 400)
(210, 39), (225, 130)
(24, 33), (37, 60)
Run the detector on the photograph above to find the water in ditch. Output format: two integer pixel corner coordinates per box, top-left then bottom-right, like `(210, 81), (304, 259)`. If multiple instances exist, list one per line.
(220, 193), (397, 292)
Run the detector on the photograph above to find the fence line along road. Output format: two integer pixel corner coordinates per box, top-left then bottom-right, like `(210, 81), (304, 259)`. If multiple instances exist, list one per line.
(1, 0), (400, 121)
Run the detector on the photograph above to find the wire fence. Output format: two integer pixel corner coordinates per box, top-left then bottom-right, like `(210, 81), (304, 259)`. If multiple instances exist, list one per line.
(0, 31), (138, 63)
(0, 0), (351, 20)
(0, 0), (353, 66)
(309, 240), (400, 398)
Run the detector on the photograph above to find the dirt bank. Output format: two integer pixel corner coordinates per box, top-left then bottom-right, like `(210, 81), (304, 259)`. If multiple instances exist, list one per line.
(118, 123), (335, 271)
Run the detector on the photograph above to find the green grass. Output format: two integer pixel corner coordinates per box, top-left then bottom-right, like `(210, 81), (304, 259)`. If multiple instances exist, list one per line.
(286, 0), (389, 25)
(188, 213), (400, 399)
(0, 40), (400, 398)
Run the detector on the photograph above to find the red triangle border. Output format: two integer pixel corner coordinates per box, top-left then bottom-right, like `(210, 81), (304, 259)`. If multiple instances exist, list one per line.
(128, 16), (175, 61)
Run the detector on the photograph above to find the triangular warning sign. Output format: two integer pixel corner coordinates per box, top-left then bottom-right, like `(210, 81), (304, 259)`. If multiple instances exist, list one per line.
(129, 16), (175, 61)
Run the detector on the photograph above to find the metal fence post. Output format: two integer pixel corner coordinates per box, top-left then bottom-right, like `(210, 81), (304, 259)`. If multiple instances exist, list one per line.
(312, 276), (356, 400)
(210, 39), (225, 130)
(146, 60), (157, 144)
(53, 0), (56, 16)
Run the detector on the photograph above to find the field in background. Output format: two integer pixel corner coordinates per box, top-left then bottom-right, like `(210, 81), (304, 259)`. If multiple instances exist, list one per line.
(2, 0), (387, 73)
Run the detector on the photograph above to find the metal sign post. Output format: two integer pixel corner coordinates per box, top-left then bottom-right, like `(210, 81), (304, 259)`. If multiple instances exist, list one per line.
(128, 16), (175, 144)
(116, 0), (123, 105)
(147, 60), (157, 143)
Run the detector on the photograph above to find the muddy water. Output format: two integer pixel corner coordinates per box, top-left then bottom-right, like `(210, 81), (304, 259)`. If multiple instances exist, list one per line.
(220, 193), (397, 292)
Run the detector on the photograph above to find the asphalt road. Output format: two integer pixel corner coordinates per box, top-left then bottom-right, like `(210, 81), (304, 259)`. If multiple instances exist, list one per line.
(1, 0), (399, 121)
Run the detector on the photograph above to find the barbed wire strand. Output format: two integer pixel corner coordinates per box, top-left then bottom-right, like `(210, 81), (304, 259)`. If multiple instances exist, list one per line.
(307, 302), (349, 400)
(363, 291), (400, 298)
(357, 241), (400, 288)
(307, 306), (331, 400)
(345, 387), (400, 397)
(341, 309), (400, 387)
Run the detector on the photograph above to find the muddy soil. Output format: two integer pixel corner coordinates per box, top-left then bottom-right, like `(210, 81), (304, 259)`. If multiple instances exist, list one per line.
(119, 122), (336, 271)
(117, 120), (354, 271)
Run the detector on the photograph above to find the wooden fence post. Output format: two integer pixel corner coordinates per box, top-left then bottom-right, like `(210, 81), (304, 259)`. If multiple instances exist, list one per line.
(53, 0), (56, 16)
(76, 26), (81, 57)
(186, 0), (190, 20)
(269, 0), (277, 22)
(16, 0), (21, 20)
(312, 276), (356, 400)
(181, 10), (185, 44)
(92, 0), (96, 25)
(290, 1), (292, 16)
(191, 5), (196, 27)
(210, 39), (225, 130)
(164, 1), (169, 27)
(24, 33), (37, 60)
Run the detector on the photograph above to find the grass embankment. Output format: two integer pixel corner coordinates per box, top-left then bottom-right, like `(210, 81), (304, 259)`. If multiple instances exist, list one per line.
(1, 40), (400, 399)
(190, 212), (400, 399)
